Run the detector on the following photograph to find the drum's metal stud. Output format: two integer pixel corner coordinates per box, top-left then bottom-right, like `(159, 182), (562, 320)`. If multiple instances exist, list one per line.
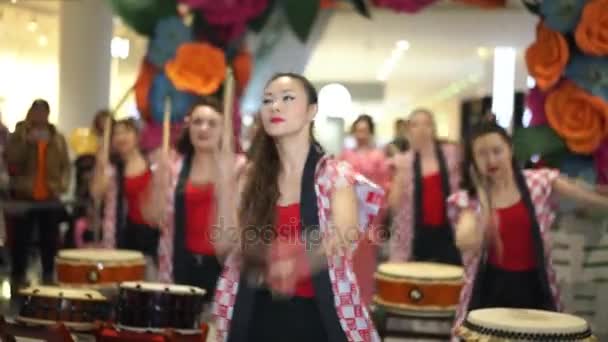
(33, 289), (40, 294)
(59, 291), (64, 297)
(408, 287), (423, 303)
(86, 293), (93, 299)
(164, 287), (170, 292)
(136, 284), (142, 289)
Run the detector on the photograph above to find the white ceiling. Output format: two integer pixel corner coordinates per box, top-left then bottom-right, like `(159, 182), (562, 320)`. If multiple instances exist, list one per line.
(305, 2), (537, 105)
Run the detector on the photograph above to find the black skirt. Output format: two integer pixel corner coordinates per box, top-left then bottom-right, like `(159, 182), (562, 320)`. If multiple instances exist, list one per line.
(173, 253), (222, 303)
(122, 220), (160, 259)
(248, 288), (329, 342)
(412, 222), (462, 265)
(478, 264), (545, 309)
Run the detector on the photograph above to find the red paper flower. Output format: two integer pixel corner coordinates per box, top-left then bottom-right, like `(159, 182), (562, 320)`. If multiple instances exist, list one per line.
(372, 0), (439, 13)
(177, 0), (268, 25)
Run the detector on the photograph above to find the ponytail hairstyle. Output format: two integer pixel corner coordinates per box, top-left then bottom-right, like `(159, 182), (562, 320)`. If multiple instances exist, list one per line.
(239, 72), (319, 273)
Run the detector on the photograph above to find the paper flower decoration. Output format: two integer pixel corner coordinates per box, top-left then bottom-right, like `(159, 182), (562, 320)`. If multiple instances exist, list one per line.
(525, 21), (569, 91)
(233, 49), (253, 96)
(147, 16), (194, 68)
(540, 0), (586, 33)
(575, 0), (608, 56)
(372, 0), (438, 13)
(69, 128), (99, 157)
(565, 54), (608, 102)
(452, 0), (506, 8)
(149, 73), (196, 123)
(165, 42), (226, 96)
(526, 86), (548, 126)
(595, 139), (608, 184)
(109, 0), (178, 36)
(140, 121), (185, 152)
(198, 22), (248, 47)
(134, 60), (158, 122)
(177, 0), (268, 25)
(545, 81), (608, 154)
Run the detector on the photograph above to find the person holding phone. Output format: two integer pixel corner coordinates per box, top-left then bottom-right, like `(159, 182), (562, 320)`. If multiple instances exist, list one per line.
(447, 118), (608, 338)
(389, 109), (462, 265)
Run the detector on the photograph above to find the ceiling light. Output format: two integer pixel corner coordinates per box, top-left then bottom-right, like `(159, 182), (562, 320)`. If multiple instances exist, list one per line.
(477, 47), (490, 59)
(27, 20), (38, 32)
(10, 0), (17, 4)
(526, 75), (536, 89)
(111, 36), (130, 59)
(38, 35), (48, 46)
(396, 40), (410, 51)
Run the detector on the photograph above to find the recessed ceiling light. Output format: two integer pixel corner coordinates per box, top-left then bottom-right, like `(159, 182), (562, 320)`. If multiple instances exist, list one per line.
(396, 40), (410, 51)
(38, 35), (48, 46)
(10, 0), (17, 4)
(477, 47), (490, 59)
(27, 20), (38, 32)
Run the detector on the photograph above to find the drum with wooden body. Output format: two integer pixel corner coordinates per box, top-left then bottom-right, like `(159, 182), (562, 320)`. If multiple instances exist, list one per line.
(459, 308), (597, 341)
(374, 262), (463, 315)
(55, 249), (145, 287)
(373, 262), (463, 340)
(17, 286), (110, 331)
(115, 282), (206, 334)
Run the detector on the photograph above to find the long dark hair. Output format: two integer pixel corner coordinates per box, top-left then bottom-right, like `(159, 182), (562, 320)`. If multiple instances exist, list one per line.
(239, 72), (319, 272)
(351, 114), (375, 135)
(176, 96), (224, 156)
(461, 120), (524, 197)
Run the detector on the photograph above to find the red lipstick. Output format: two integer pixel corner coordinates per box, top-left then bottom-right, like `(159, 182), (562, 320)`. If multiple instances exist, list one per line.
(270, 117), (285, 123)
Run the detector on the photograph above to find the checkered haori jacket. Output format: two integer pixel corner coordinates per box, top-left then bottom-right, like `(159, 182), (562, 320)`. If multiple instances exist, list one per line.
(446, 168), (562, 340)
(212, 155), (385, 342)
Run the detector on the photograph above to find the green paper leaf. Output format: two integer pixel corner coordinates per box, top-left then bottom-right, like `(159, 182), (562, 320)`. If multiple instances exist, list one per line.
(282, 0), (320, 42)
(108, 0), (177, 37)
(249, 0), (276, 33)
(513, 125), (567, 162)
(349, 0), (371, 18)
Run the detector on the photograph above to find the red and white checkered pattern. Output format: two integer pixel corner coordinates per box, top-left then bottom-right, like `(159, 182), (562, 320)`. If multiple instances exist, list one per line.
(212, 156), (384, 342)
(389, 144), (462, 262)
(446, 168), (562, 341)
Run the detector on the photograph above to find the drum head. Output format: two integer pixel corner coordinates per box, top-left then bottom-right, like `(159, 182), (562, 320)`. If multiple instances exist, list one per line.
(467, 308), (589, 335)
(19, 285), (106, 301)
(120, 282), (206, 296)
(377, 262), (463, 281)
(58, 249), (144, 262)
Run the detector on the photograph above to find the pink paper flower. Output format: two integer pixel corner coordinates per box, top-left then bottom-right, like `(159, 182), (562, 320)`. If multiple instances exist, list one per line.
(526, 86), (548, 126)
(178, 0), (268, 25)
(595, 139), (608, 184)
(372, 0), (438, 13)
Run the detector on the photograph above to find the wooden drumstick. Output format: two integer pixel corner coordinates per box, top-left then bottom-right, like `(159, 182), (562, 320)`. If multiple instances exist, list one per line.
(222, 67), (235, 153)
(162, 97), (171, 154)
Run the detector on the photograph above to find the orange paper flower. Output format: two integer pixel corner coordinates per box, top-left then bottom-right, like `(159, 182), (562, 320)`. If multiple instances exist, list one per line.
(453, 0), (506, 8)
(545, 81), (608, 154)
(165, 43), (226, 96)
(233, 50), (252, 96)
(525, 21), (569, 91)
(575, 0), (608, 56)
(134, 60), (157, 122)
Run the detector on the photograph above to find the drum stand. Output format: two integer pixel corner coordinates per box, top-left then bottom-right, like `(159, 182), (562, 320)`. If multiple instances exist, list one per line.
(372, 305), (454, 341)
(94, 321), (209, 342)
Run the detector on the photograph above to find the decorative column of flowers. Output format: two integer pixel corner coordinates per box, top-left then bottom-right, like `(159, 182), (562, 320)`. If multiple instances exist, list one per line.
(109, 0), (372, 152)
(521, 0), (608, 185)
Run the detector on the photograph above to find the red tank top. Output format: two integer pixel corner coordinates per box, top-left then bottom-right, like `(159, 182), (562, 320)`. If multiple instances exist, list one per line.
(421, 172), (446, 226)
(123, 169), (152, 225)
(489, 200), (536, 271)
(273, 203), (315, 298)
(184, 182), (216, 256)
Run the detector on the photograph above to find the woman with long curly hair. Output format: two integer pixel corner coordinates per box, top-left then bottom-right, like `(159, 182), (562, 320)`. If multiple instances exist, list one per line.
(212, 73), (384, 341)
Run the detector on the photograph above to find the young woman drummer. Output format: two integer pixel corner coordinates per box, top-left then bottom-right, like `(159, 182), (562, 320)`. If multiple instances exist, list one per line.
(389, 109), (462, 265)
(144, 97), (245, 304)
(212, 73), (385, 342)
(91, 118), (160, 279)
(448, 119), (608, 337)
